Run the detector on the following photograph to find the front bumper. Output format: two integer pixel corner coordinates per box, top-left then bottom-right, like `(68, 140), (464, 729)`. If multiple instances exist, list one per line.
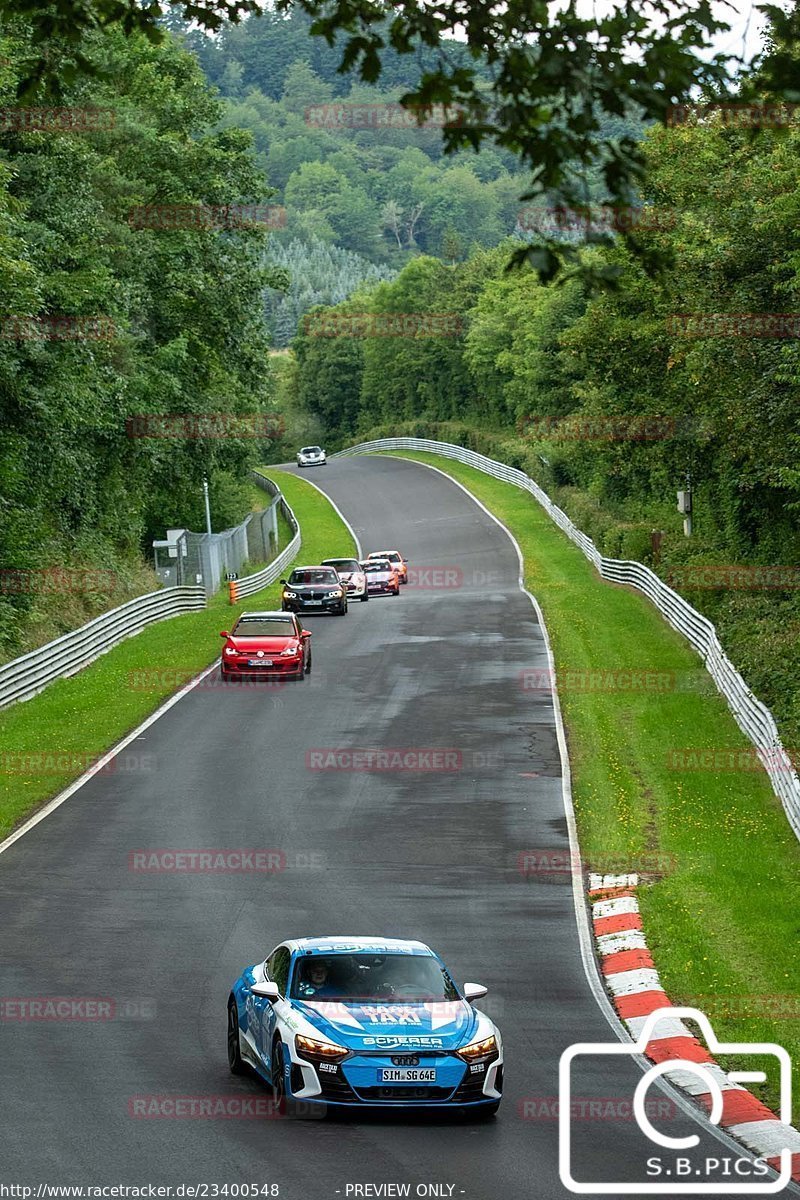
(287, 1049), (502, 1108)
(283, 596), (344, 613)
(297, 457), (326, 467)
(222, 655), (303, 677)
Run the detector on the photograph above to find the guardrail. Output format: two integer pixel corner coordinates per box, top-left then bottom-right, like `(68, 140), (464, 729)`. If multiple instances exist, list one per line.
(333, 437), (800, 842)
(227, 472), (302, 601)
(0, 587), (206, 711)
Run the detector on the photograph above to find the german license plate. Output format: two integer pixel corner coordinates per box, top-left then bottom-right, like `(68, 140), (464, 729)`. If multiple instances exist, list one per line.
(248, 659), (273, 666)
(378, 1068), (436, 1082)
(305, 600), (323, 606)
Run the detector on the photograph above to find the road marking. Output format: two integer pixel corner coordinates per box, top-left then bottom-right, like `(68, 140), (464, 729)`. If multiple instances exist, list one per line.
(0, 661), (220, 859)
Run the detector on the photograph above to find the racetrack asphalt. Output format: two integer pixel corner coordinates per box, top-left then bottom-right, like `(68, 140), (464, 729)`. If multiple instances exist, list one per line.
(0, 454), (780, 1198)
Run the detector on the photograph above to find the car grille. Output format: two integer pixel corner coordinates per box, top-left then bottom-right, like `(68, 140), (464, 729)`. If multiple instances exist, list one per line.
(355, 1086), (454, 1103)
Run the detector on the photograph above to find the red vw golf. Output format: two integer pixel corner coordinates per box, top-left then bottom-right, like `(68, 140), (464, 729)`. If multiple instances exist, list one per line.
(220, 611), (312, 682)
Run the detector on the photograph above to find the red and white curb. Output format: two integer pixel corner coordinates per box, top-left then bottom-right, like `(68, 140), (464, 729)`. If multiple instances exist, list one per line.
(589, 872), (800, 1183)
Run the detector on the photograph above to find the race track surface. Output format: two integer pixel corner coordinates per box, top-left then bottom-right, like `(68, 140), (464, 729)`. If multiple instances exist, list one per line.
(0, 455), (760, 1198)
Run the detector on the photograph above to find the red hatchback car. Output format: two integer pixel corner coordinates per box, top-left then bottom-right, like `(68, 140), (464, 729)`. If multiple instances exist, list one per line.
(220, 611), (311, 681)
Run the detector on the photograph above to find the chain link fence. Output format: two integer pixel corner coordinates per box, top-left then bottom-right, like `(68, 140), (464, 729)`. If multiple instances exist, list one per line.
(153, 498), (279, 597)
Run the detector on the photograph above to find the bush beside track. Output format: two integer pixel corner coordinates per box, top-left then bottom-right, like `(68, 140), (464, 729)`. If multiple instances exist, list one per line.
(0, 470), (356, 842)
(383, 450), (800, 1120)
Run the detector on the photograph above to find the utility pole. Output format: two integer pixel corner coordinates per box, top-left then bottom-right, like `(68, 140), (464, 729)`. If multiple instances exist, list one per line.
(677, 471), (692, 537)
(202, 475), (212, 535)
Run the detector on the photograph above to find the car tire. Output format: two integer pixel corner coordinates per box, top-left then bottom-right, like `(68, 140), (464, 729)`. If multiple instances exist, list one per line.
(337, 603), (347, 616)
(305, 652), (312, 674)
(271, 1039), (286, 1112)
(227, 999), (247, 1075)
(393, 586), (400, 595)
(360, 591), (369, 602)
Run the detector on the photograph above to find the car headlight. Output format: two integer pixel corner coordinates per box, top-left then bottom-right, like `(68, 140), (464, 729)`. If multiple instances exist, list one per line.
(279, 645), (299, 657)
(223, 647), (238, 656)
(325, 590), (343, 598)
(283, 591), (296, 599)
(295, 1034), (349, 1062)
(457, 1035), (497, 1062)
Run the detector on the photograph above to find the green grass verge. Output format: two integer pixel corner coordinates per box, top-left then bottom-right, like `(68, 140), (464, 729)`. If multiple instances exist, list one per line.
(0, 469), (355, 842)
(386, 450), (800, 1118)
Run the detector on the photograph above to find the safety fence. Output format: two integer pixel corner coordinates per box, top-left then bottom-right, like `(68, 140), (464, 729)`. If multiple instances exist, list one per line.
(333, 437), (800, 841)
(226, 472), (301, 601)
(0, 587), (206, 710)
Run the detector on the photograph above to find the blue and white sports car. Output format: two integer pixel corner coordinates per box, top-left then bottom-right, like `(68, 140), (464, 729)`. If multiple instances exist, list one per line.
(227, 936), (503, 1114)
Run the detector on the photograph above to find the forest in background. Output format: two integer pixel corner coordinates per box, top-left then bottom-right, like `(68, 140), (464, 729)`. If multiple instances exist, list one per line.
(0, 19), (285, 658)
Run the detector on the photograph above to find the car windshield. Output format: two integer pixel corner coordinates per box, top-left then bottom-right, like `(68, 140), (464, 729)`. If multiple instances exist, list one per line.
(289, 569), (338, 585)
(371, 552), (400, 563)
(363, 562), (389, 574)
(290, 953), (460, 1003)
(323, 559), (359, 573)
(232, 617), (296, 637)
(301, 447), (322, 454)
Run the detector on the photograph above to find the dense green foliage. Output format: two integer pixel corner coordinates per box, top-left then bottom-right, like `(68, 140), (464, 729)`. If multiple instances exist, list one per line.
(0, 21), (283, 655)
(291, 106), (800, 746)
(2, 0), (763, 283)
(197, 10), (545, 266)
(265, 237), (395, 346)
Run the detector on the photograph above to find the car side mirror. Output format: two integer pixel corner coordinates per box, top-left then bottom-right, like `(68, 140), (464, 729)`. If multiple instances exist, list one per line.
(279, 579), (286, 585)
(251, 981), (280, 1001)
(463, 982), (488, 1002)
(219, 631), (230, 639)
(301, 630), (311, 638)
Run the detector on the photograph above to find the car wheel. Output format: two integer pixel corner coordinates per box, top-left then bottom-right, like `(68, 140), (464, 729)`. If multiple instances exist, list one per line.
(360, 591), (369, 602)
(227, 1000), (246, 1075)
(305, 652), (312, 674)
(393, 586), (400, 595)
(271, 1039), (286, 1111)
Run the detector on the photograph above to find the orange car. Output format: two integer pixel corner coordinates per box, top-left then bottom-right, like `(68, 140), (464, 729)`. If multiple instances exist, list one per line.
(366, 550), (408, 585)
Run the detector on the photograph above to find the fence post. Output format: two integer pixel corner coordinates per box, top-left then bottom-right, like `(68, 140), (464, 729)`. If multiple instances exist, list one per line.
(228, 579), (238, 605)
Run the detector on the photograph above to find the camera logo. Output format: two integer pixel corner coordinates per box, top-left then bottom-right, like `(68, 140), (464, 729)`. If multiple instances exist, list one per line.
(559, 1007), (793, 1193)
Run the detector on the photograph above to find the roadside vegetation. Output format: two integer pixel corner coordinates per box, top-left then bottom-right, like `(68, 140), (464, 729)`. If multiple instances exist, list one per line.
(0, 472), (355, 841)
(387, 449), (800, 1118)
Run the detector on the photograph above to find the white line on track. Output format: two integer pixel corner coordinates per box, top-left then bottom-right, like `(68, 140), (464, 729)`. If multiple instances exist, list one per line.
(282, 468), (363, 559)
(371, 451), (778, 1175)
(0, 661), (220, 859)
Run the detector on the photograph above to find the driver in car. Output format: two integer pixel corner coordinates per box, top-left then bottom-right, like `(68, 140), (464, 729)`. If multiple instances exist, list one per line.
(297, 959), (340, 999)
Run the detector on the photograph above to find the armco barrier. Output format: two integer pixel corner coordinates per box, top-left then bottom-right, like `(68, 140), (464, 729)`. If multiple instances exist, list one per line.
(228, 472), (301, 601)
(0, 587), (206, 710)
(333, 437), (800, 842)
